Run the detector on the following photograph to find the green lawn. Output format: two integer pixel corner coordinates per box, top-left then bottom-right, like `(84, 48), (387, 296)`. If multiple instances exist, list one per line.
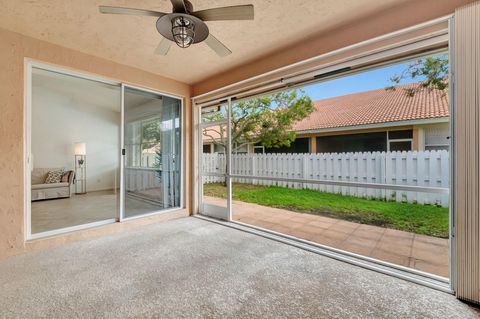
(203, 183), (449, 238)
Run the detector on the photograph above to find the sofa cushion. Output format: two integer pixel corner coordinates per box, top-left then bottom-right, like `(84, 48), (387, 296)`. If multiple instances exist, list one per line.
(45, 170), (64, 183)
(32, 168), (63, 185)
(32, 182), (69, 190)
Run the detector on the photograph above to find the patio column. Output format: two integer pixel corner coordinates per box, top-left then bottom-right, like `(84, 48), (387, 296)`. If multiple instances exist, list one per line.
(412, 127), (425, 151)
(454, 0), (480, 305)
(310, 136), (317, 153)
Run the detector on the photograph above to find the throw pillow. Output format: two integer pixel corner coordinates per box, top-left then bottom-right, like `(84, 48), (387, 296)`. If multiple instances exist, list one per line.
(45, 170), (64, 184)
(61, 171), (71, 183)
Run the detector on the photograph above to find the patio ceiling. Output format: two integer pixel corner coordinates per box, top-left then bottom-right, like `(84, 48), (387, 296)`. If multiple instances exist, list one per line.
(0, 0), (409, 84)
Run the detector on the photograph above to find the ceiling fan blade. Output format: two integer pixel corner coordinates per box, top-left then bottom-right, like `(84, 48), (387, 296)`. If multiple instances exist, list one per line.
(99, 6), (166, 17)
(192, 5), (254, 21)
(170, 0), (187, 13)
(154, 38), (172, 56)
(204, 34), (232, 57)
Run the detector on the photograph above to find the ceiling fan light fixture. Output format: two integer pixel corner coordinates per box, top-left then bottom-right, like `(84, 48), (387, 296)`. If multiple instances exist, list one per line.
(172, 16), (195, 48)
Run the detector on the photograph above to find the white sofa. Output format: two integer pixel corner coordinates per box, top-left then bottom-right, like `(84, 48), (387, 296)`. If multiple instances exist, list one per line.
(31, 168), (74, 201)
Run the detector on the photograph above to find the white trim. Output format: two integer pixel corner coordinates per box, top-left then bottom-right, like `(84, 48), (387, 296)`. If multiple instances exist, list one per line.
(197, 100), (205, 215)
(119, 84), (125, 221)
(387, 130), (414, 151)
(121, 206), (185, 222)
(216, 174), (449, 194)
(193, 16), (453, 284)
(27, 59), (120, 86)
(447, 16), (456, 292)
(25, 61), (123, 240)
(24, 60), (32, 240)
(28, 219), (116, 241)
(282, 33), (448, 85)
(226, 98), (232, 221)
(122, 84), (185, 219)
(295, 118), (449, 136)
(24, 60), (187, 240)
(122, 82), (185, 102)
(192, 15), (451, 102)
(180, 93), (185, 212)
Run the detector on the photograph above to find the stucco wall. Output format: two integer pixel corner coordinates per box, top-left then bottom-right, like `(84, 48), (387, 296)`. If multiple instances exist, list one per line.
(0, 27), (191, 260)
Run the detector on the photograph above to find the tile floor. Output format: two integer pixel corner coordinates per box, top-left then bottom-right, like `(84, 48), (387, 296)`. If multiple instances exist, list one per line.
(205, 196), (450, 277)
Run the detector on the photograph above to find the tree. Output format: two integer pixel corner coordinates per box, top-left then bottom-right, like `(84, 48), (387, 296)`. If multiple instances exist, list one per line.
(202, 89), (314, 154)
(386, 55), (449, 97)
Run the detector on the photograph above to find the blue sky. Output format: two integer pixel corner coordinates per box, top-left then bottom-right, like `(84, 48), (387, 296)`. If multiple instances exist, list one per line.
(301, 61), (420, 101)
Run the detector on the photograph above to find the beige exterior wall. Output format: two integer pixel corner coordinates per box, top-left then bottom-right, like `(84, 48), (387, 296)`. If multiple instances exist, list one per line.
(203, 123), (449, 154)
(0, 27), (192, 260)
(297, 124), (449, 153)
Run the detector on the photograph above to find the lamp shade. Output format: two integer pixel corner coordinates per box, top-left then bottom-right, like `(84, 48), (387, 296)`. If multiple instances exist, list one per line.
(74, 142), (86, 155)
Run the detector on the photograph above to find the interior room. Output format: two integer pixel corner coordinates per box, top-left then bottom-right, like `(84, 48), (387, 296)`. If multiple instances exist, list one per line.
(123, 87), (182, 218)
(30, 68), (121, 234)
(1, 0), (480, 317)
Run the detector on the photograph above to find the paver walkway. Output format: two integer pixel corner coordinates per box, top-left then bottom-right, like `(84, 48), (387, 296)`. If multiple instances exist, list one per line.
(205, 196), (449, 277)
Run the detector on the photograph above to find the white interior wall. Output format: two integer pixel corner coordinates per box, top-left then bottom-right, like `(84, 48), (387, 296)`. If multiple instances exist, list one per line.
(32, 82), (120, 192)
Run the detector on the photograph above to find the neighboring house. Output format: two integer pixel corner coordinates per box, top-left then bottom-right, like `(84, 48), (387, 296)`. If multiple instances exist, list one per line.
(203, 83), (450, 154)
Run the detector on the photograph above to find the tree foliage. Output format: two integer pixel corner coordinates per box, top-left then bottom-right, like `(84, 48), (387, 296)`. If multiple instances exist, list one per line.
(386, 55), (449, 97)
(203, 89), (314, 153)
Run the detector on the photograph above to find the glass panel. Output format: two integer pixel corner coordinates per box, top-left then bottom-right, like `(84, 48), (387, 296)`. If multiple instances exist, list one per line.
(201, 176), (228, 219)
(201, 104), (228, 123)
(388, 129), (413, 139)
(227, 51), (450, 278)
(264, 137), (310, 154)
(200, 103), (229, 219)
(390, 141), (412, 151)
(124, 87), (182, 218)
(31, 67), (120, 234)
(201, 123), (227, 174)
(317, 132), (387, 153)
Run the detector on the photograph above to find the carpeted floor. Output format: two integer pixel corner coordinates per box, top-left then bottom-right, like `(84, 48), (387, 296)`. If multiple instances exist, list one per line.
(0, 217), (478, 318)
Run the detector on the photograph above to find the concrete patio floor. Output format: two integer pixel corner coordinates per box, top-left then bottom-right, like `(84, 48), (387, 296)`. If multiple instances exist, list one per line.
(205, 196), (449, 277)
(0, 217), (477, 318)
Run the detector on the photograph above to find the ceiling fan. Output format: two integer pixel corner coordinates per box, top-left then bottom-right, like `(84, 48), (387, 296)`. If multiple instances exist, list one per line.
(99, 0), (254, 57)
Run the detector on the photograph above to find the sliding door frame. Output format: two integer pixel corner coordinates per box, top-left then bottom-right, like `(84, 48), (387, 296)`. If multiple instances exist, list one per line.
(24, 60), (186, 240)
(197, 101), (231, 220)
(194, 17), (455, 292)
(120, 83), (185, 221)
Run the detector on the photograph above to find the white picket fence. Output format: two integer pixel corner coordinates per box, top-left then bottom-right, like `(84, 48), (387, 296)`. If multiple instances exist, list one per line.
(202, 150), (450, 207)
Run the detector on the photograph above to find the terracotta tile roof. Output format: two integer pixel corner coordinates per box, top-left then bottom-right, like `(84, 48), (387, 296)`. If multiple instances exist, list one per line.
(293, 83), (450, 132)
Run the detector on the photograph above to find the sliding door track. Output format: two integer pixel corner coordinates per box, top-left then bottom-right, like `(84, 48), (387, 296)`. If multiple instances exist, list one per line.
(194, 214), (452, 294)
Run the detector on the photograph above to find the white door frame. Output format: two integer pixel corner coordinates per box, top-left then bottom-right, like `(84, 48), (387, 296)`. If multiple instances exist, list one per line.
(192, 17), (454, 292)
(120, 83), (185, 221)
(24, 60), (186, 240)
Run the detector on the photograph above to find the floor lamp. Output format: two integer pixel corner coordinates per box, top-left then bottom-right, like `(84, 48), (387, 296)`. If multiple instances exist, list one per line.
(74, 142), (87, 194)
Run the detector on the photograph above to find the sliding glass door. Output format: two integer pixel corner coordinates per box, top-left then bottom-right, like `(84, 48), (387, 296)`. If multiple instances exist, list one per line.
(198, 50), (451, 281)
(122, 86), (182, 219)
(27, 64), (185, 239)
